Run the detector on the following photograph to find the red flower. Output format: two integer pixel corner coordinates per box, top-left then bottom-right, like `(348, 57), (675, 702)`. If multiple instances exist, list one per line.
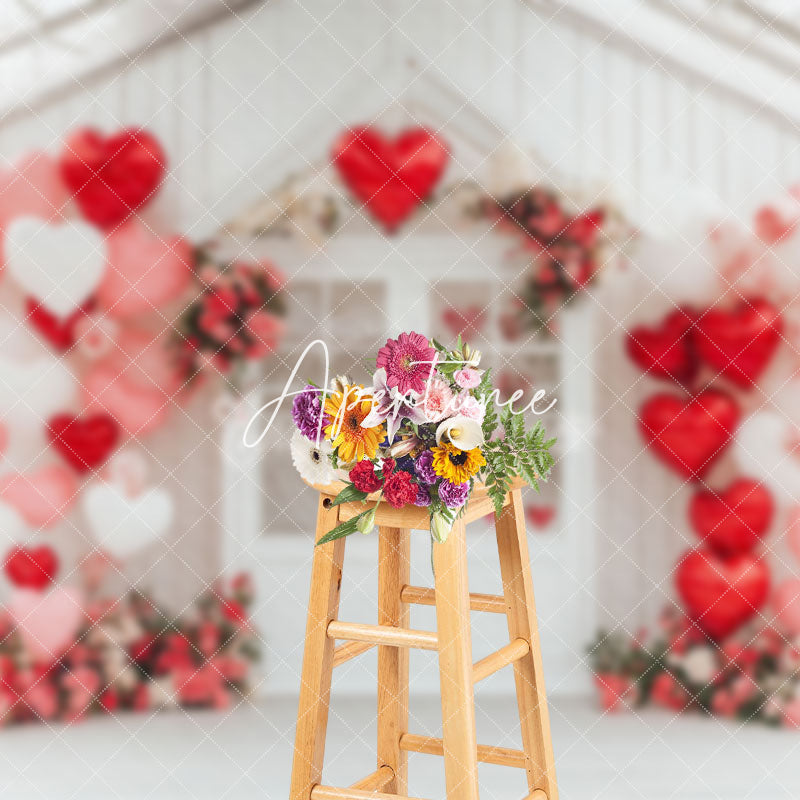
(198, 621), (220, 658)
(380, 458), (396, 478)
(99, 689), (120, 712)
(650, 673), (689, 711)
(349, 460), (383, 493)
(222, 599), (247, 626)
(130, 633), (157, 665)
(594, 673), (636, 712)
(132, 684), (149, 712)
(383, 471), (417, 509)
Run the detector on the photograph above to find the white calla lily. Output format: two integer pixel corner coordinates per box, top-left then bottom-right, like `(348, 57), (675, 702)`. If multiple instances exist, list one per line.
(435, 415), (484, 450)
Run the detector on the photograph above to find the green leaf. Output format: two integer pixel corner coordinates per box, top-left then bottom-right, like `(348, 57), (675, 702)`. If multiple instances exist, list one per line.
(316, 509), (374, 545)
(330, 483), (369, 506)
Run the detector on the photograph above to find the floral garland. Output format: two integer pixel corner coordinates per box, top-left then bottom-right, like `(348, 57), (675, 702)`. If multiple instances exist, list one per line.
(176, 249), (287, 384)
(0, 574), (258, 725)
(477, 187), (608, 332)
(590, 609), (800, 728)
(289, 332), (555, 544)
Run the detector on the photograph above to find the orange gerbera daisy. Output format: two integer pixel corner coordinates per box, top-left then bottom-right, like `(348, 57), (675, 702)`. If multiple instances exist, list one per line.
(324, 385), (384, 463)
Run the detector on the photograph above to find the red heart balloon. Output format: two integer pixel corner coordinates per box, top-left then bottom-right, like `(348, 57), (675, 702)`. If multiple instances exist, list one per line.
(639, 390), (739, 480)
(525, 505), (556, 529)
(4, 545), (59, 590)
(48, 413), (120, 474)
(675, 548), (770, 639)
(694, 298), (782, 387)
(689, 479), (774, 556)
(332, 126), (449, 233)
(59, 127), (166, 229)
(25, 298), (95, 352)
(626, 307), (697, 383)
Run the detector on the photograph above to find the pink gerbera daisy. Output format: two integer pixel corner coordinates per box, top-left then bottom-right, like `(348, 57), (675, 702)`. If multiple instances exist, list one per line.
(376, 332), (436, 395)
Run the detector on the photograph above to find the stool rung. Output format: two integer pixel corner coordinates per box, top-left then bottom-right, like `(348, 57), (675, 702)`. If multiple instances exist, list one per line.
(473, 638), (530, 684)
(311, 787), (428, 800)
(399, 733), (527, 769)
(400, 585), (507, 614)
(332, 640), (375, 667)
(524, 792), (548, 800)
(327, 621), (438, 651)
(349, 765), (394, 791)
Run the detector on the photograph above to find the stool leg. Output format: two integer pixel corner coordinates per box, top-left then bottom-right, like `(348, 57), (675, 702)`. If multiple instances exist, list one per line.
(377, 526), (411, 794)
(289, 497), (346, 800)
(495, 489), (558, 800)
(433, 518), (480, 800)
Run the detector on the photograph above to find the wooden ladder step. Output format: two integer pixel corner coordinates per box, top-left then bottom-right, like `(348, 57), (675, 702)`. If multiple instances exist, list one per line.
(349, 766), (394, 791)
(399, 733), (527, 769)
(327, 620), (438, 651)
(473, 638), (530, 684)
(400, 585), (507, 614)
(332, 640), (375, 668)
(311, 786), (428, 800)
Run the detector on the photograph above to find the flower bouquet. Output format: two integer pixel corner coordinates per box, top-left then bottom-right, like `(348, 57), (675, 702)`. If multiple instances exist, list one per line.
(176, 251), (286, 383)
(289, 332), (555, 545)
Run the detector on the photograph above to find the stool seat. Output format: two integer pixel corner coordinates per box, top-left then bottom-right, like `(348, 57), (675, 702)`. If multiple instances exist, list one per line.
(304, 476), (528, 530)
(289, 482), (559, 800)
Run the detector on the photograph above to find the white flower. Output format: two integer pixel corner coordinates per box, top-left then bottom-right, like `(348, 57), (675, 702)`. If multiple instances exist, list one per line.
(431, 512), (452, 543)
(435, 415), (484, 451)
(290, 428), (336, 485)
(682, 645), (718, 684)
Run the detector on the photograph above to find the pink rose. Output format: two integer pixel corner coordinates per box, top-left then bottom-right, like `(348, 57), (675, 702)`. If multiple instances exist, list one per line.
(454, 368), (482, 389)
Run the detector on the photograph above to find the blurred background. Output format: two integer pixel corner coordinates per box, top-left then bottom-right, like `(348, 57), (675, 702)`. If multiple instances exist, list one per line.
(2, 0), (800, 798)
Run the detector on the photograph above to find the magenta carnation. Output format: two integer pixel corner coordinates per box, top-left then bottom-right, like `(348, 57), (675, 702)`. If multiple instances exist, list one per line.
(376, 332), (436, 395)
(292, 385), (329, 440)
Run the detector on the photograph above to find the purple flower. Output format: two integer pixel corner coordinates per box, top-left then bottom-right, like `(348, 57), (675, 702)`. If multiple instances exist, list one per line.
(438, 480), (470, 509)
(292, 385), (329, 441)
(414, 450), (437, 485)
(414, 484), (432, 507)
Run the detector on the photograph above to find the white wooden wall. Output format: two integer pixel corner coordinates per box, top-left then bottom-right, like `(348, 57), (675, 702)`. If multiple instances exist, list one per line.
(3, 0), (800, 691)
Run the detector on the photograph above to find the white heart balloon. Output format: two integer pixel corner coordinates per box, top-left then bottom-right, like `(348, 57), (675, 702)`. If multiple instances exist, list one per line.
(0, 500), (28, 548)
(734, 409), (800, 502)
(0, 354), (77, 427)
(6, 216), (107, 317)
(83, 482), (174, 559)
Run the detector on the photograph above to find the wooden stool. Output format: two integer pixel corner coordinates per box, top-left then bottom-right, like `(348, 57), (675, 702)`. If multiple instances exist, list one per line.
(289, 478), (558, 800)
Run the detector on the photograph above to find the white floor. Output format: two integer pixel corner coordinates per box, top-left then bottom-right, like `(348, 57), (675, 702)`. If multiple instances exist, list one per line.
(0, 695), (798, 799)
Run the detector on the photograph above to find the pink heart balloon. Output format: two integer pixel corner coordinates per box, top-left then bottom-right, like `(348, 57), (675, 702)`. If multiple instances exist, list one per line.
(83, 363), (168, 437)
(97, 221), (192, 317)
(0, 152), (69, 232)
(108, 329), (182, 399)
(9, 586), (84, 663)
(0, 465), (78, 528)
(773, 579), (800, 636)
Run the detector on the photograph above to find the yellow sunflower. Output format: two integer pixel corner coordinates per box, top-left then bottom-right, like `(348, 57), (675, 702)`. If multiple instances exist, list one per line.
(324, 385), (384, 463)
(431, 442), (486, 484)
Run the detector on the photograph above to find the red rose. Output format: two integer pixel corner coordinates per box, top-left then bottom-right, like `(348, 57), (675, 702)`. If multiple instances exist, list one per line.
(383, 471), (417, 509)
(650, 673), (689, 711)
(222, 599), (248, 626)
(349, 460), (383, 493)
